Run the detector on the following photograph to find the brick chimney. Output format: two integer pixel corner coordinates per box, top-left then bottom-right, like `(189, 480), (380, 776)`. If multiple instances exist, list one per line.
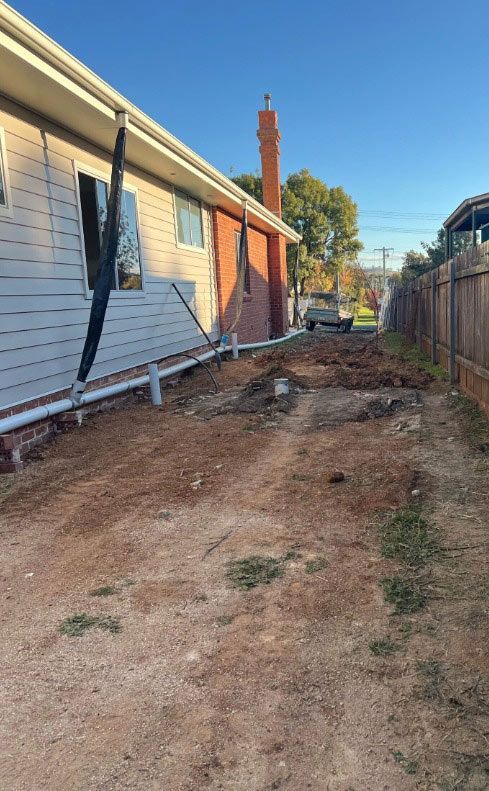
(257, 94), (288, 337)
(257, 93), (282, 218)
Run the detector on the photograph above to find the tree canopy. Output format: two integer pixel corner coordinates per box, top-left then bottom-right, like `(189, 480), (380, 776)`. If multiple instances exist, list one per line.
(232, 168), (362, 293)
(400, 227), (473, 283)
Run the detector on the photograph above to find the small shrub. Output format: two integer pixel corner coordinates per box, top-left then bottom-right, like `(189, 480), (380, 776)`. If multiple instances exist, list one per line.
(90, 585), (117, 597)
(216, 615), (233, 626)
(379, 507), (438, 568)
(369, 637), (399, 656)
(393, 750), (418, 775)
(380, 576), (426, 614)
(60, 613), (121, 637)
(227, 551), (295, 590)
(305, 557), (327, 574)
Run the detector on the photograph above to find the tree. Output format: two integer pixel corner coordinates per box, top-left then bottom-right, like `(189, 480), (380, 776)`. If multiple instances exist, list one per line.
(421, 226), (471, 268)
(400, 250), (430, 284)
(231, 172), (263, 203)
(233, 168), (363, 294)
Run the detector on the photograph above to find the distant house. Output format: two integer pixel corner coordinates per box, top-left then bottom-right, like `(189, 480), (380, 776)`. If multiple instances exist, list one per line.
(0, 3), (299, 470)
(444, 193), (489, 257)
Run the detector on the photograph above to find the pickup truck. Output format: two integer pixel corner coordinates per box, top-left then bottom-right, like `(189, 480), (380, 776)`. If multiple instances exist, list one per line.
(304, 291), (354, 333)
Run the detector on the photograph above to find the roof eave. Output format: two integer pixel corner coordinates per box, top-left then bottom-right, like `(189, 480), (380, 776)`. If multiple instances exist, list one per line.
(0, 3), (301, 243)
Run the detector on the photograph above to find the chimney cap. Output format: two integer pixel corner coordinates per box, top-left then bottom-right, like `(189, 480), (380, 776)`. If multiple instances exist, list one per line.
(264, 93), (271, 110)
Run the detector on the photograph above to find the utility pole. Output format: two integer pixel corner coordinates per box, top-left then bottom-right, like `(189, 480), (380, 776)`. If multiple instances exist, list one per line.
(373, 247), (394, 294)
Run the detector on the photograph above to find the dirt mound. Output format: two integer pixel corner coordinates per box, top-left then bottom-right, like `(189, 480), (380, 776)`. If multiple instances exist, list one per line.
(260, 363), (313, 390)
(318, 345), (432, 390)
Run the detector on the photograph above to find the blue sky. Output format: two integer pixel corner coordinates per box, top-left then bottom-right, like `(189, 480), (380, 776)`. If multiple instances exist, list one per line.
(10, 0), (489, 270)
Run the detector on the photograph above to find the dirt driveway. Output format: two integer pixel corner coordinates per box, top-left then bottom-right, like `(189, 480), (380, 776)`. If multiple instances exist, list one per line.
(1, 332), (488, 791)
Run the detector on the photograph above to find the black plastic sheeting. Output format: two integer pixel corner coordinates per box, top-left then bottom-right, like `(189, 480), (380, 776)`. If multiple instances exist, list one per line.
(73, 126), (127, 385)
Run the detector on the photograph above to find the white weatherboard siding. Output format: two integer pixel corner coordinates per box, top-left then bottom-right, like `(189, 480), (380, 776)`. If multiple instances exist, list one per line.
(0, 99), (219, 410)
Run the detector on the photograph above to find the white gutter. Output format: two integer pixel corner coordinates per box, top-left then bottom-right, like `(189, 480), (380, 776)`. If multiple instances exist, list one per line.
(0, 330), (305, 435)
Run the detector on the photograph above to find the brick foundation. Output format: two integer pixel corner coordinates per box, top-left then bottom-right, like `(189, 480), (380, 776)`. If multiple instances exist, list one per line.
(0, 345), (211, 472)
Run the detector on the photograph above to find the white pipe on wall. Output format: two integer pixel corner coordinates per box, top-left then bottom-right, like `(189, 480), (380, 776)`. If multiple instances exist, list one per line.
(0, 330), (305, 436)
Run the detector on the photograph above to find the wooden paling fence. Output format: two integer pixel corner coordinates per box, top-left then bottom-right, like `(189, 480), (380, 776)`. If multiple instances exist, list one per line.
(383, 240), (489, 412)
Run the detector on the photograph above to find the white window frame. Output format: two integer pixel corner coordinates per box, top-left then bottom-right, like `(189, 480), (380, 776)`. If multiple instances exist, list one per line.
(74, 161), (146, 299)
(0, 127), (14, 219)
(172, 187), (206, 254)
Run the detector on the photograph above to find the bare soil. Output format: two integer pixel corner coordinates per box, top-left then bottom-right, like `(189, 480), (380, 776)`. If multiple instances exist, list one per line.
(1, 331), (488, 790)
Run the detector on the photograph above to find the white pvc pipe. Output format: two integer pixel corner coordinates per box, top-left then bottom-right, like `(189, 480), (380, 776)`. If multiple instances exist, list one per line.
(0, 330), (305, 435)
(231, 332), (239, 359)
(148, 363), (162, 406)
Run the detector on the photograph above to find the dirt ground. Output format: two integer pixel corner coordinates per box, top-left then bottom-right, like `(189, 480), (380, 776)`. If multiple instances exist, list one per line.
(1, 331), (488, 791)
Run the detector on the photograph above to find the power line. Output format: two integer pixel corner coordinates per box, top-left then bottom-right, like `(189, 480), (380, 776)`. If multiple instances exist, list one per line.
(359, 209), (446, 220)
(360, 226), (438, 234)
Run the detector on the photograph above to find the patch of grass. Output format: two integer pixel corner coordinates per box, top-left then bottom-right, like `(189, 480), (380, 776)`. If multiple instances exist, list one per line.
(379, 506), (438, 568)
(227, 552), (295, 590)
(216, 615), (234, 626)
(417, 660), (444, 700)
(393, 750), (418, 775)
(398, 621), (413, 639)
(89, 585), (117, 597)
(354, 305), (377, 328)
(380, 576), (427, 614)
(449, 391), (489, 454)
(60, 613), (121, 637)
(384, 331), (447, 379)
(369, 636), (399, 656)
(305, 557), (327, 574)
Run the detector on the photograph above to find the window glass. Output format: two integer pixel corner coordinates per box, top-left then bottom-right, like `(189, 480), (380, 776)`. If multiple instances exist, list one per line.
(78, 172), (142, 291)
(189, 197), (204, 247)
(175, 190), (192, 245)
(117, 190), (142, 290)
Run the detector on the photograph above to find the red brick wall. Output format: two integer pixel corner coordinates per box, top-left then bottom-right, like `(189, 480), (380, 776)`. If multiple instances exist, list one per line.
(212, 207), (272, 343)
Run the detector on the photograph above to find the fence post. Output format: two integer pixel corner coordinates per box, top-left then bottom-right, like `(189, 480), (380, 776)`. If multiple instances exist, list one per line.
(416, 280), (422, 350)
(431, 269), (437, 365)
(449, 258), (457, 384)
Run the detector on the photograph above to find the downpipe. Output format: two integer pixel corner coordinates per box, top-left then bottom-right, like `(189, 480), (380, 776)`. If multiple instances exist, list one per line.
(0, 330), (306, 435)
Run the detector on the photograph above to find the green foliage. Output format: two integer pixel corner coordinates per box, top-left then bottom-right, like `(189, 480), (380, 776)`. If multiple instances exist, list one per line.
(231, 172), (263, 203)
(380, 576), (427, 614)
(384, 332), (447, 380)
(283, 170), (362, 292)
(448, 391), (489, 454)
(416, 660), (444, 700)
(379, 507), (438, 568)
(400, 250), (431, 284)
(401, 227), (473, 284)
(369, 636), (399, 656)
(393, 751), (418, 775)
(305, 557), (327, 574)
(89, 585), (117, 597)
(227, 551), (295, 590)
(216, 615), (234, 626)
(232, 168), (362, 294)
(421, 226), (472, 269)
(60, 613), (121, 637)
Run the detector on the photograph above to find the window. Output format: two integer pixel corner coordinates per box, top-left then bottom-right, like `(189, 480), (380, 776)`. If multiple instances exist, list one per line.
(0, 128), (12, 216)
(78, 171), (143, 291)
(235, 231), (251, 294)
(174, 189), (204, 248)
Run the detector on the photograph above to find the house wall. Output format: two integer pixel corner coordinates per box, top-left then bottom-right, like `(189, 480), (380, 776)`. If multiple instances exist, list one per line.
(212, 207), (272, 343)
(0, 96), (219, 414)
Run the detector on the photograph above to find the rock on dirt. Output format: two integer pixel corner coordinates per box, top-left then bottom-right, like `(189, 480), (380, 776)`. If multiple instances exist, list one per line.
(327, 469), (345, 483)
